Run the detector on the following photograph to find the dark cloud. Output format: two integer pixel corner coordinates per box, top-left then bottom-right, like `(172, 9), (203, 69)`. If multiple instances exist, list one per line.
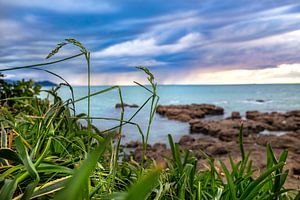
(1, 0), (300, 84)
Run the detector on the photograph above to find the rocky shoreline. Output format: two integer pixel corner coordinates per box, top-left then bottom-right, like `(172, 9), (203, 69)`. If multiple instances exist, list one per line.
(124, 104), (300, 189)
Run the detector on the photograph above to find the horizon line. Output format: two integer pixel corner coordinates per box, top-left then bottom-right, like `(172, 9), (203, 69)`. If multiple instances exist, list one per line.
(53, 82), (300, 87)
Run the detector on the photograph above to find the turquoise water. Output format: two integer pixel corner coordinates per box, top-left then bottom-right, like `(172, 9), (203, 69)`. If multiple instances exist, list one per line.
(44, 84), (300, 144)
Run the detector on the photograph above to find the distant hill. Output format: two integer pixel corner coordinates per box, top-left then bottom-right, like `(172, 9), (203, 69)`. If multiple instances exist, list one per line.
(2, 79), (57, 87)
(35, 81), (57, 86)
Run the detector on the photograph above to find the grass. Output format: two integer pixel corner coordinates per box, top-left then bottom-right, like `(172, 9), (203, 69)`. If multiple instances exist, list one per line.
(0, 39), (299, 199)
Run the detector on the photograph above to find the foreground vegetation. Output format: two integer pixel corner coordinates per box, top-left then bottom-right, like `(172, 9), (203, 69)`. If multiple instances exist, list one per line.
(0, 39), (299, 199)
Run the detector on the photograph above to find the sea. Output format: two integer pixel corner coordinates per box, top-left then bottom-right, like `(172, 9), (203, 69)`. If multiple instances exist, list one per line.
(43, 84), (300, 144)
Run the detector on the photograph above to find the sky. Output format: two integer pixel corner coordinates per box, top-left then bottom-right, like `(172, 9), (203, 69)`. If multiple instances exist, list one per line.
(0, 0), (300, 85)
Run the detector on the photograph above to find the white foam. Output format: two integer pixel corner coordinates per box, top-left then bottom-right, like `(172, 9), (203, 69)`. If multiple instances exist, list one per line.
(259, 130), (287, 136)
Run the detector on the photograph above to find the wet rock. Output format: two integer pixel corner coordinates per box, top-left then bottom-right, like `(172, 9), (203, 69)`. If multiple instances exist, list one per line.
(156, 104), (224, 122)
(115, 103), (139, 108)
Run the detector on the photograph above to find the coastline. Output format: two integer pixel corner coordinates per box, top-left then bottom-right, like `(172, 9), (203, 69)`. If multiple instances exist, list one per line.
(124, 103), (300, 189)
(53, 84), (300, 144)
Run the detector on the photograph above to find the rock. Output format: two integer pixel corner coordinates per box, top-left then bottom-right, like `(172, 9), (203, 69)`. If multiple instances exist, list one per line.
(206, 144), (229, 155)
(255, 133), (300, 152)
(153, 143), (167, 152)
(292, 166), (300, 175)
(189, 119), (265, 141)
(156, 104), (224, 122)
(231, 112), (241, 119)
(115, 103), (139, 108)
(192, 104), (224, 115)
(286, 110), (300, 117)
(246, 110), (300, 131)
(218, 129), (239, 142)
(189, 110), (300, 141)
(256, 99), (266, 103)
(189, 120), (219, 136)
(131, 143), (169, 163)
(245, 111), (260, 120)
(166, 112), (194, 122)
(125, 141), (140, 148)
(127, 131), (300, 189)
(179, 135), (195, 145)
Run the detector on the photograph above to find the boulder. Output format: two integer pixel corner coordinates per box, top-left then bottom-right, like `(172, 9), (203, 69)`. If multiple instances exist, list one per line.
(189, 119), (265, 141)
(246, 110), (300, 131)
(156, 104), (224, 122)
(231, 111), (241, 119)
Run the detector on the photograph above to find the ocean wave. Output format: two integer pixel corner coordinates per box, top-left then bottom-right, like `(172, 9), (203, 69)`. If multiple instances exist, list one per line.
(213, 100), (228, 104)
(168, 100), (180, 104)
(259, 130), (286, 136)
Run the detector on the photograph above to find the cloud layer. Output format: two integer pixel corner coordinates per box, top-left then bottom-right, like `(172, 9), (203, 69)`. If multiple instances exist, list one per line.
(0, 0), (300, 85)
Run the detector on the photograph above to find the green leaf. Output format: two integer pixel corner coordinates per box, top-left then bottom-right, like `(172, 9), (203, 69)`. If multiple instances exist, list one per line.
(295, 190), (300, 200)
(20, 180), (39, 200)
(0, 148), (22, 164)
(15, 137), (39, 181)
(240, 162), (285, 200)
(266, 144), (277, 169)
(123, 169), (160, 200)
(54, 139), (109, 200)
(238, 123), (245, 161)
(273, 150), (288, 194)
(220, 160), (237, 200)
(0, 179), (17, 200)
(37, 163), (73, 174)
(31, 177), (70, 199)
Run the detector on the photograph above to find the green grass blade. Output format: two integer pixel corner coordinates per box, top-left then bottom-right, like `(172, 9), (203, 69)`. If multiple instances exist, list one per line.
(266, 144), (278, 168)
(240, 162), (285, 199)
(31, 177), (70, 199)
(220, 160), (237, 200)
(238, 123), (245, 161)
(54, 138), (109, 200)
(123, 169), (160, 200)
(15, 137), (39, 181)
(273, 150), (288, 194)
(20, 180), (39, 200)
(0, 179), (18, 200)
(295, 190), (300, 200)
(0, 53), (84, 72)
(36, 163), (73, 174)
